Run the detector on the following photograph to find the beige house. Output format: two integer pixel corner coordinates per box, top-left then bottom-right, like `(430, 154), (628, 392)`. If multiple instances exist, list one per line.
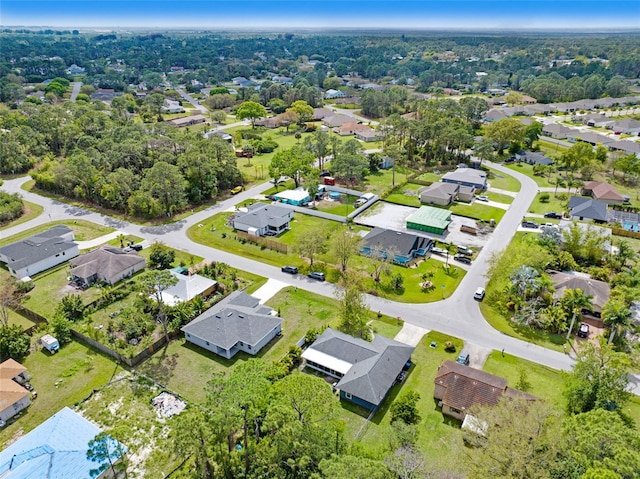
(167, 114), (206, 127)
(0, 359), (31, 423)
(581, 181), (626, 205)
(420, 182), (475, 206)
(70, 246), (146, 286)
(434, 360), (537, 421)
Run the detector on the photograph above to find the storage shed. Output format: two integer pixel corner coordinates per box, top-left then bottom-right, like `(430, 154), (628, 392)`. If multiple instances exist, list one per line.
(41, 334), (60, 353)
(406, 206), (452, 235)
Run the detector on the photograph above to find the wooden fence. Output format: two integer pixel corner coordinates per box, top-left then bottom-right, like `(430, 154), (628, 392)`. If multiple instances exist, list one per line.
(237, 231), (288, 254)
(611, 227), (640, 240)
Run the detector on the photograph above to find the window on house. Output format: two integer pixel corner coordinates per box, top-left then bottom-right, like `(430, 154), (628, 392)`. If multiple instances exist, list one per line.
(344, 392), (352, 399)
(206, 341), (209, 346)
(450, 407), (462, 414)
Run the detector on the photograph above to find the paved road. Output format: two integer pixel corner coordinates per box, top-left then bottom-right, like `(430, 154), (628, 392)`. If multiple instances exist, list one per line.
(174, 87), (208, 114)
(2, 170), (639, 394)
(69, 82), (82, 102)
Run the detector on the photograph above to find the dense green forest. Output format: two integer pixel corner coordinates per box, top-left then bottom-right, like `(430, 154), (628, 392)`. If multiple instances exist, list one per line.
(0, 32), (639, 102)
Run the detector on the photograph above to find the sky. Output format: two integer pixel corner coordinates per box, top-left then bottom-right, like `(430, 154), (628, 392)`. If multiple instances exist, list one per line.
(1, 0), (639, 31)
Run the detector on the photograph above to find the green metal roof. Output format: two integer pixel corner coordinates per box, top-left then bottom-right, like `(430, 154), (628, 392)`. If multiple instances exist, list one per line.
(406, 206), (452, 230)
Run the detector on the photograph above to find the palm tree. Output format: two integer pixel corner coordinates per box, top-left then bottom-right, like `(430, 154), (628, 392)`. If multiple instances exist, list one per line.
(602, 299), (632, 344)
(560, 288), (593, 340)
(615, 239), (637, 269)
(117, 233), (126, 248)
(509, 265), (541, 300)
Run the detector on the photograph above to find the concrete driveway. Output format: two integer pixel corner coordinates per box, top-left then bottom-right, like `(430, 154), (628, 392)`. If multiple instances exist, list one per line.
(393, 323), (429, 347)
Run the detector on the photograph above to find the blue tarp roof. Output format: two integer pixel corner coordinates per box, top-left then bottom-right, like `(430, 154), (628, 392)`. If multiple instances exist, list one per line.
(0, 407), (126, 479)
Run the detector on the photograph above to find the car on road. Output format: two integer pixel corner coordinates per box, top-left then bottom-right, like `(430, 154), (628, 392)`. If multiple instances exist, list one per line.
(543, 212), (563, 219)
(308, 271), (325, 281)
(453, 254), (472, 264)
(456, 352), (470, 366)
(230, 186), (243, 195)
(473, 287), (486, 301)
(521, 221), (539, 229)
(281, 265), (298, 274)
(476, 195), (489, 202)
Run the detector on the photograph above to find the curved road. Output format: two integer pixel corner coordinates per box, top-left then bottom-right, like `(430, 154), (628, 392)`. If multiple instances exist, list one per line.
(2, 167), (638, 393)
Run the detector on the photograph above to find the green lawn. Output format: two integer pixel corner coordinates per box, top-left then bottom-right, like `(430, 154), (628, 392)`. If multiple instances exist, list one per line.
(0, 200), (44, 231)
(0, 220), (115, 247)
(505, 163), (556, 188)
(486, 167), (521, 192)
(527, 192), (569, 215)
(384, 191), (421, 207)
(5, 308), (36, 331)
(0, 340), (123, 448)
(363, 168), (409, 196)
(339, 331), (465, 471)
(536, 139), (570, 157)
(448, 202), (506, 223)
(486, 191), (515, 204)
(412, 172), (442, 183)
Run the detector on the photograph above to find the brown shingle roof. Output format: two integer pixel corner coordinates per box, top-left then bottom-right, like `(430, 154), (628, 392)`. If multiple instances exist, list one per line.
(0, 358), (26, 380)
(435, 361), (537, 413)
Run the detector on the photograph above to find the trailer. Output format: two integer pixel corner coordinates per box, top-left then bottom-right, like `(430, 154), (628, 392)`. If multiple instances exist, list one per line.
(41, 334), (60, 354)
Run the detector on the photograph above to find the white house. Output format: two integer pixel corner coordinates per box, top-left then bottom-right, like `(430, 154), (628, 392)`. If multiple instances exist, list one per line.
(0, 225), (79, 279)
(233, 203), (294, 236)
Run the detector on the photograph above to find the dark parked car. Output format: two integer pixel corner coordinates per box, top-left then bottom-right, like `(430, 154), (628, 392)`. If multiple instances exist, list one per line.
(453, 254), (472, 264)
(521, 221), (539, 229)
(504, 156), (516, 163)
(130, 244), (143, 251)
(281, 265), (298, 274)
(456, 352), (470, 366)
(543, 212), (563, 219)
(308, 271), (325, 281)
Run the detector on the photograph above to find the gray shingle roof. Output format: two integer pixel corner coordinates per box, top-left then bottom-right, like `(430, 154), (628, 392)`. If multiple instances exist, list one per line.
(70, 246), (145, 281)
(568, 196), (608, 222)
(234, 203), (293, 229)
(306, 328), (414, 407)
(0, 226), (76, 271)
(181, 291), (281, 350)
(362, 227), (432, 257)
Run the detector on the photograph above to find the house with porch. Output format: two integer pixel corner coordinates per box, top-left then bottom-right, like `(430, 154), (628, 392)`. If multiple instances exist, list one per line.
(0, 225), (79, 280)
(302, 328), (414, 410)
(233, 202), (294, 236)
(360, 227), (433, 265)
(434, 360), (537, 421)
(69, 246), (146, 286)
(182, 291), (281, 359)
(0, 359), (31, 423)
(581, 181), (626, 205)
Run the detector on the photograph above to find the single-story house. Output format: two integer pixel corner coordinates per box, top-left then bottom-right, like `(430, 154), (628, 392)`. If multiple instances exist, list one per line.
(610, 118), (640, 135)
(233, 202), (294, 236)
(406, 206), (452, 235)
(69, 246), (146, 286)
(90, 89), (121, 102)
(0, 407), (127, 479)
(581, 181), (626, 205)
(558, 220), (613, 254)
(442, 167), (487, 190)
(254, 117), (281, 129)
(162, 99), (185, 114)
(167, 114), (207, 127)
(569, 131), (612, 146)
(0, 225), (79, 280)
(515, 150), (554, 166)
(521, 95), (537, 104)
(580, 113), (614, 128)
(568, 196), (609, 223)
(549, 270), (610, 321)
(419, 182), (475, 206)
(0, 359), (31, 423)
(356, 128), (382, 142)
(302, 328), (414, 410)
(325, 89), (347, 99)
(542, 123), (576, 139)
(322, 114), (353, 128)
(182, 291), (281, 359)
(434, 360), (537, 421)
(205, 129), (233, 142)
(158, 270), (217, 306)
(360, 227), (433, 265)
(607, 140), (640, 157)
(67, 64), (85, 75)
(336, 122), (371, 136)
(312, 108), (333, 120)
(379, 156), (395, 169)
(273, 188), (311, 207)
(482, 109), (508, 122)
(271, 75), (293, 85)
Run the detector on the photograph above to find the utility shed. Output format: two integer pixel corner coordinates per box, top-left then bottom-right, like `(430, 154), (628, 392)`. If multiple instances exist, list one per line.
(406, 206), (452, 235)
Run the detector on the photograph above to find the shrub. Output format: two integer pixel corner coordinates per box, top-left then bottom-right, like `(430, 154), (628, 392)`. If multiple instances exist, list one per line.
(539, 192), (550, 203)
(49, 314), (73, 345)
(444, 341), (456, 352)
(390, 390), (421, 425)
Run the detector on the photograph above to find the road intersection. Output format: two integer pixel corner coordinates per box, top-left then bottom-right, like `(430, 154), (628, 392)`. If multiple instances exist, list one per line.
(2, 163), (638, 394)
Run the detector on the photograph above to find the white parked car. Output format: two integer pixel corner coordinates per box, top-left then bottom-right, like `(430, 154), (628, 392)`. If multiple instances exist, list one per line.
(473, 287), (486, 301)
(476, 195), (489, 202)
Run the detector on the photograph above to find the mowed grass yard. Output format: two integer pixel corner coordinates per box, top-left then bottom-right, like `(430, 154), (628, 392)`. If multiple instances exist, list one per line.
(0, 341), (123, 448)
(486, 167), (521, 192)
(138, 287), (403, 404)
(337, 331), (466, 471)
(0, 219), (114, 247)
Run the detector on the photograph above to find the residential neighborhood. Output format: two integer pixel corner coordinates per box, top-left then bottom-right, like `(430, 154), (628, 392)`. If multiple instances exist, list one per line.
(0, 27), (639, 479)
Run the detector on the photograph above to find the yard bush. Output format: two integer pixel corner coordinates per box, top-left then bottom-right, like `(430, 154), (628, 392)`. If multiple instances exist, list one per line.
(0, 192), (24, 223)
(539, 192), (550, 203)
(390, 390), (421, 425)
(0, 324), (30, 360)
(49, 314), (73, 345)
